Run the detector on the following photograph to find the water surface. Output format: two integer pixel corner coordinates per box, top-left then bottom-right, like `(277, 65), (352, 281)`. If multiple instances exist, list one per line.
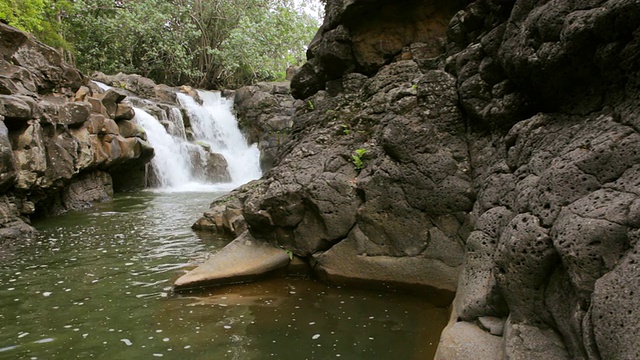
(0, 192), (448, 359)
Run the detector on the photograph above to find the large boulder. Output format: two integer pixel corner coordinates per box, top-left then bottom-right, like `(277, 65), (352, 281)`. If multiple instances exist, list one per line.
(174, 231), (291, 291)
(0, 94), (38, 122)
(189, 143), (231, 183)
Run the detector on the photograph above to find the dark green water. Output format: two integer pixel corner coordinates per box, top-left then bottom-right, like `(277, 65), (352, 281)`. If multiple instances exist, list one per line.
(0, 191), (449, 359)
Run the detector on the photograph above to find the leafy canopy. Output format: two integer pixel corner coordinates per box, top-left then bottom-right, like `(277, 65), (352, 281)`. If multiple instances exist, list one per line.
(0, 0), (320, 88)
(0, 0), (71, 49)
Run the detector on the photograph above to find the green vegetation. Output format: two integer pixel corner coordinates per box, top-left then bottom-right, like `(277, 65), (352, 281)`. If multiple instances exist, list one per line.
(0, 0), (71, 50)
(352, 148), (367, 171)
(0, 0), (319, 89)
(341, 124), (351, 135)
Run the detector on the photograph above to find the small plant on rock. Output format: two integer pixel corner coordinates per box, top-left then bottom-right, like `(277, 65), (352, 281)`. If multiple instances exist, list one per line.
(352, 148), (367, 170)
(341, 124), (351, 135)
(285, 249), (293, 260)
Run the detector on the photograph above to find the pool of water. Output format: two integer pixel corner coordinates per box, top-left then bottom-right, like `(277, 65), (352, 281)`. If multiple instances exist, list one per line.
(0, 191), (449, 359)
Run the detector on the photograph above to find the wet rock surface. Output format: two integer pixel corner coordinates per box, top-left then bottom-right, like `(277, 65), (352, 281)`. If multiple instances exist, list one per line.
(0, 23), (154, 239)
(193, 0), (640, 358)
(233, 82), (299, 172)
(174, 231), (291, 291)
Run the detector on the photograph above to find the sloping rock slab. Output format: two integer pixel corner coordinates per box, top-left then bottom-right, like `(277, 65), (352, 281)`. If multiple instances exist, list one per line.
(174, 231), (291, 291)
(313, 235), (459, 306)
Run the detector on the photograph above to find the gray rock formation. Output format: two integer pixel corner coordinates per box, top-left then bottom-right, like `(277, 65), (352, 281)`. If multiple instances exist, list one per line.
(189, 0), (640, 359)
(234, 81), (300, 172)
(189, 142), (232, 183)
(174, 231), (291, 291)
(0, 22), (154, 238)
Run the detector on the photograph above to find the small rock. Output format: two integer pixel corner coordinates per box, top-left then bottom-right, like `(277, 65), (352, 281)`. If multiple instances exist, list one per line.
(478, 316), (505, 336)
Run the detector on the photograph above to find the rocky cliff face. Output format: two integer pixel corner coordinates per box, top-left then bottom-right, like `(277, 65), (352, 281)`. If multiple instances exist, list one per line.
(233, 82), (300, 172)
(0, 23), (154, 239)
(195, 0), (640, 358)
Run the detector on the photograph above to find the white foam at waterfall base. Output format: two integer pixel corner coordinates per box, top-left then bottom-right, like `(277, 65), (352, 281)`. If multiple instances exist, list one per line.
(177, 91), (262, 185)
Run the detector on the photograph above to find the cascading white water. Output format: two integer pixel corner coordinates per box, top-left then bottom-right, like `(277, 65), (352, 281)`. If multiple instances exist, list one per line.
(93, 80), (260, 191)
(133, 107), (194, 188)
(166, 107), (187, 139)
(178, 91), (262, 185)
(93, 81), (111, 91)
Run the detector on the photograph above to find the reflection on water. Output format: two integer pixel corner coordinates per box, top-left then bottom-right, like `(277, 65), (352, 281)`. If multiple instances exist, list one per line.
(0, 192), (448, 359)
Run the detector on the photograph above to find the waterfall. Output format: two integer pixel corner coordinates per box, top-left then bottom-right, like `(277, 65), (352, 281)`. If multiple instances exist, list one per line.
(92, 80), (260, 191)
(93, 81), (111, 91)
(178, 91), (262, 185)
(133, 107), (194, 188)
(166, 107), (187, 139)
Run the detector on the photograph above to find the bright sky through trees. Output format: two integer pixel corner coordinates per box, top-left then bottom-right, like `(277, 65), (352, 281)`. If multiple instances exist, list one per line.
(294, 0), (324, 21)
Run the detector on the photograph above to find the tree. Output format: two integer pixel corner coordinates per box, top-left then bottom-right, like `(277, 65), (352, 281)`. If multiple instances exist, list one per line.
(0, 0), (71, 50)
(0, 0), (48, 32)
(176, 0), (272, 87)
(4, 0), (320, 88)
(207, 0), (319, 87)
(62, 0), (200, 84)
(171, 0), (319, 88)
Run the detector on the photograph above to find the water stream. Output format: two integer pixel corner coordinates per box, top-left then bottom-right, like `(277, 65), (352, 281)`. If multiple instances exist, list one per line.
(177, 91), (262, 186)
(0, 192), (449, 359)
(95, 81), (262, 190)
(133, 108), (194, 188)
(0, 84), (448, 359)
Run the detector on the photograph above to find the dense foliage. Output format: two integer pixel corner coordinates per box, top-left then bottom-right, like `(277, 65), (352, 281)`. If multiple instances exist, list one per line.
(0, 0), (71, 49)
(0, 0), (320, 88)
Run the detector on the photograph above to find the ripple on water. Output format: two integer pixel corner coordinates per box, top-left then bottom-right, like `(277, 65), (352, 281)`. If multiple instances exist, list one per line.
(0, 192), (449, 359)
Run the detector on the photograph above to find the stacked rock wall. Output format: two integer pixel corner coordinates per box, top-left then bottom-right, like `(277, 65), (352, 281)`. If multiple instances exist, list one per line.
(0, 23), (154, 239)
